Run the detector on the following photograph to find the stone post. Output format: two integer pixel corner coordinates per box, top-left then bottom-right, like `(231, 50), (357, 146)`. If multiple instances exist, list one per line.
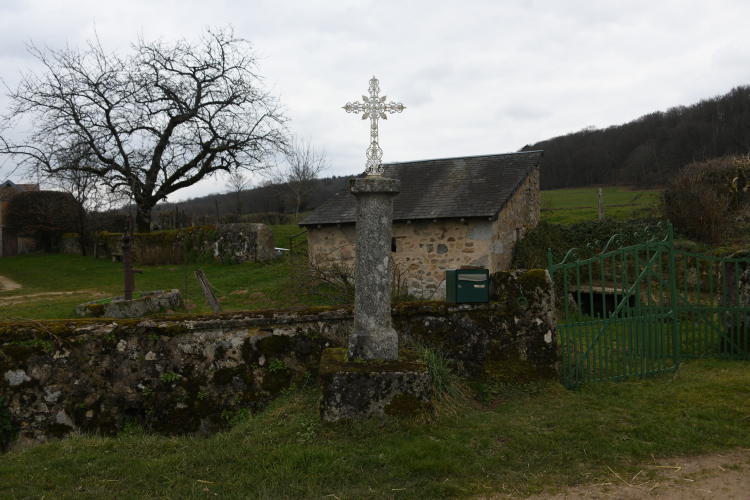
(348, 176), (401, 361)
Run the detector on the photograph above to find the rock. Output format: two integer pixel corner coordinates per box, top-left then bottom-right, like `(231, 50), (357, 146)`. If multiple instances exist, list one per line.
(4, 369), (31, 386)
(75, 289), (182, 319)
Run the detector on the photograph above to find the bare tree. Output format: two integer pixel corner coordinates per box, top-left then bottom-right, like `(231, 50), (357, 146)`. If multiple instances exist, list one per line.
(0, 26), (288, 232)
(225, 170), (251, 216)
(266, 137), (330, 221)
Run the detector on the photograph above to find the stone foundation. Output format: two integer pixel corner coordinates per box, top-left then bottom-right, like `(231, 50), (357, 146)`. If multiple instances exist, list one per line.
(318, 348), (431, 422)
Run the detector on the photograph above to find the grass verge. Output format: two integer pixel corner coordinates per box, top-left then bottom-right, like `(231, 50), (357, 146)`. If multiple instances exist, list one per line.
(1, 358), (748, 498)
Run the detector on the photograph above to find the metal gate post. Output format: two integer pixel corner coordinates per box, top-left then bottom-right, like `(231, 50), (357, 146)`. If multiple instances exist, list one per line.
(667, 222), (680, 370)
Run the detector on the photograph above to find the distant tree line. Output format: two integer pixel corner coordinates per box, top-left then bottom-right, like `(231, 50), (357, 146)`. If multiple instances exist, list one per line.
(522, 85), (750, 189)
(150, 175), (354, 223)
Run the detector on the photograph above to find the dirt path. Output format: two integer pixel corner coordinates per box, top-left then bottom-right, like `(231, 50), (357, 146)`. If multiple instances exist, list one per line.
(500, 448), (750, 499)
(0, 275), (21, 291)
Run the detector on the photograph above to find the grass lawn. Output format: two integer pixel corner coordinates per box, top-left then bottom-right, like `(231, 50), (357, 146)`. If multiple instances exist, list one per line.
(1, 358), (748, 498)
(0, 223), (309, 320)
(540, 187), (661, 224)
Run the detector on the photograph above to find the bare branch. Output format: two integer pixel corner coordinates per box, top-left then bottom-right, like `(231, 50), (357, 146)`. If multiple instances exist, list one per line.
(263, 136), (330, 221)
(0, 26), (289, 232)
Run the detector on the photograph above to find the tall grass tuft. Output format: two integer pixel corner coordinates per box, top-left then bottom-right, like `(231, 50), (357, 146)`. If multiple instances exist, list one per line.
(410, 340), (472, 416)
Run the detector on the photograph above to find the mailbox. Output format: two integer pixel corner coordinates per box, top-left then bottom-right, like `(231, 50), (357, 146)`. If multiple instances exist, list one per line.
(446, 269), (490, 303)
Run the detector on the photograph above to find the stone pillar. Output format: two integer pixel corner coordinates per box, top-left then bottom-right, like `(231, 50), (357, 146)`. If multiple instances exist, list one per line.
(348, 176), (401, 361)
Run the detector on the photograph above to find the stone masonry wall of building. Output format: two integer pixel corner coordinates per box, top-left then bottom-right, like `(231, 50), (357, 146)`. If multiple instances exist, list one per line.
(489, 165), (541, 272)
(306, 166), (541, 299)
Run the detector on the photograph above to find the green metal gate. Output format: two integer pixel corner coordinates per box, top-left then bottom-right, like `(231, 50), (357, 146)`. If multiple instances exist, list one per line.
(548, 222), (749, 388)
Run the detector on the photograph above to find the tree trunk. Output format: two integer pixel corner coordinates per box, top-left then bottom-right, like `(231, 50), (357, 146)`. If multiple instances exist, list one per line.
(134, 199), (156, 233)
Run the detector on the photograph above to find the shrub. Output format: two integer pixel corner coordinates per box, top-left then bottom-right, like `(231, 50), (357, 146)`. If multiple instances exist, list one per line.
(512, 218), (667, 270)
(661, 156), (750, 244)
(219, 213), (243, 224)
(132, 244), (184, 266)
(5, 190), (82, 252)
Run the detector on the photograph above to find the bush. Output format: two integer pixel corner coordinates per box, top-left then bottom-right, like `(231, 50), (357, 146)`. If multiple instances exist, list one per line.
(512, 218), (668, 270)
(132, 244), (185, 266)
(5, 190), (82, 251)
(661, 156), (750, 244)
(219, 213), (243, 224)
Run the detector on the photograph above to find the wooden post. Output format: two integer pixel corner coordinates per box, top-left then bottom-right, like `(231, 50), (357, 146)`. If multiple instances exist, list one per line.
(194, 268), (222, 313)
(598, 188), (604, 221)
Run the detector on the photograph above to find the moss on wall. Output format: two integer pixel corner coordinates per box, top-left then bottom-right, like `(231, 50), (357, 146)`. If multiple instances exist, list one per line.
(0, 269), (558, 442)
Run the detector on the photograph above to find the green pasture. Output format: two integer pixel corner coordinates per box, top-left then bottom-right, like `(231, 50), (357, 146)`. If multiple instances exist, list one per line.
(1, 358), (748, 498)
(540, 187), (661, 224)
(0, 224), (308, 320)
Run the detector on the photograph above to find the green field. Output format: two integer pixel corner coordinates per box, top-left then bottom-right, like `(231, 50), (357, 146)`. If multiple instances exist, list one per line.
(540, 187), (661, 224)
(0, 223), (310, 320)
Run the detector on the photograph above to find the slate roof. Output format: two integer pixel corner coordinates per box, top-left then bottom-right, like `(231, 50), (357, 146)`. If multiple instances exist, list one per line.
(299, 151), (543, 226)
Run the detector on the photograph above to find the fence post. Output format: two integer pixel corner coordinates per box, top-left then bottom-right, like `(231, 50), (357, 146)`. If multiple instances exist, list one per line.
(194, 268), (222, 313)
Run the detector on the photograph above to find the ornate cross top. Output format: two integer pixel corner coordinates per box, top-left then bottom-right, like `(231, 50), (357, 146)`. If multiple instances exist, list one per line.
(343, 76), (406, 176)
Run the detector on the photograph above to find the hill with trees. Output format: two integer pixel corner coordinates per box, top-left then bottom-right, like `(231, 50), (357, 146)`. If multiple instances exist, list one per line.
(522, 85), (750, 189)
(150, 174), (355, 223)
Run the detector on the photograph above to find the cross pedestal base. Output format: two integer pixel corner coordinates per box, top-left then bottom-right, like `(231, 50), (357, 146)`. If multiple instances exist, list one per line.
(318, 348), (432, 423)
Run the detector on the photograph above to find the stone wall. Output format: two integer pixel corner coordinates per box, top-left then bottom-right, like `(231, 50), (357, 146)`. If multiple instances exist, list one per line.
(0, 269), (558, 443)
(59, 223), (276, 265)
(306, 166), (541, 299)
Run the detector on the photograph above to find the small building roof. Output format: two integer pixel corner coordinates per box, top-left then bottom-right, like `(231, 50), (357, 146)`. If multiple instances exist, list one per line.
(299, 151), (543, 226)
(0, 180), (39, 193)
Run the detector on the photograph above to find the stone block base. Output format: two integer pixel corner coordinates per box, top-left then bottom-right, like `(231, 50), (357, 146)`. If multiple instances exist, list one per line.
(318, 348), (432, 423)
(76, 289), (182, 318)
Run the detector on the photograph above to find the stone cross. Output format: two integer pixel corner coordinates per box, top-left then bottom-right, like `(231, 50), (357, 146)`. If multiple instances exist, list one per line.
(343, 76), (404, 361)
(343, 76), (406, 176)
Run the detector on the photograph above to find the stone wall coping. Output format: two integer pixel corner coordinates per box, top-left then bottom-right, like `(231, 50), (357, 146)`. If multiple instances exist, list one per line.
(0, 301), (509, 339)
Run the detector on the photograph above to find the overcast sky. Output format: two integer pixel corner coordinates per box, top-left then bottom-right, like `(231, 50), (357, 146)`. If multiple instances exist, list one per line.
(2, 0), (749, 202)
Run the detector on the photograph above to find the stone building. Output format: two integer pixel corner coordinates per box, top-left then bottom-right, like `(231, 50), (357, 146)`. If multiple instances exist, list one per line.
(0, 180), (40, 257)
(299, 151), (542, 298)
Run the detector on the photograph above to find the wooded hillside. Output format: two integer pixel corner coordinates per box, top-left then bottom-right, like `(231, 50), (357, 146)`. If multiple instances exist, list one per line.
(151, 175), (354, 219)
(522, 85), (750, 189)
